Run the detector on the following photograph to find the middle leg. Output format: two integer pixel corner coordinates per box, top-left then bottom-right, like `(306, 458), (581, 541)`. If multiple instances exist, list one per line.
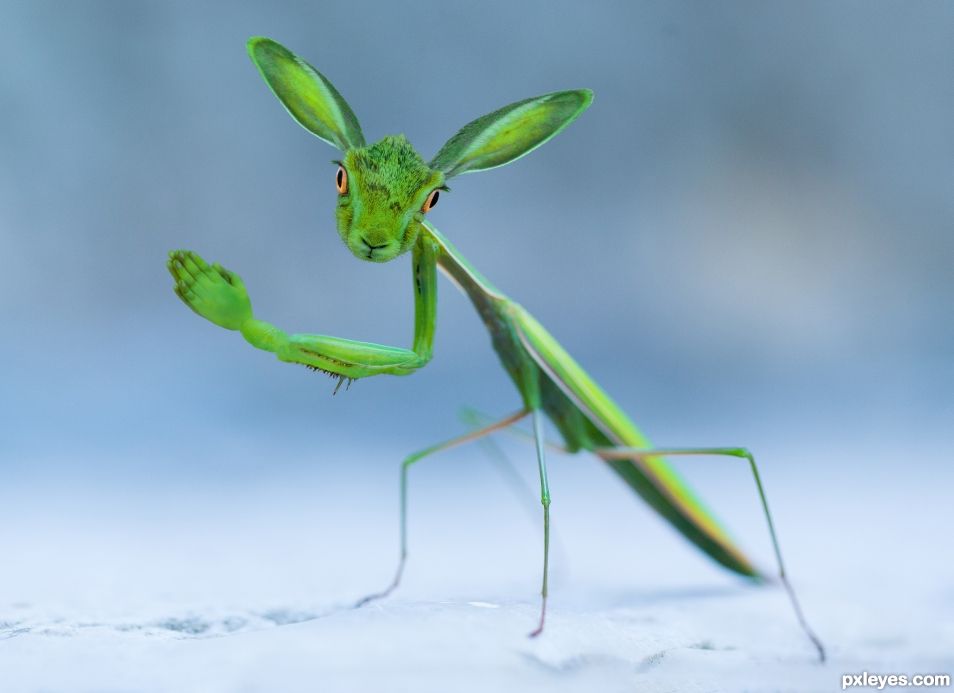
(528, 409), (552, 637)
(354, 408), (529, 608)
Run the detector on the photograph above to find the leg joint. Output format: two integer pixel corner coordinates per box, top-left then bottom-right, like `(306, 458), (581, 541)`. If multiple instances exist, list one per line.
(731, 447), (754, 461)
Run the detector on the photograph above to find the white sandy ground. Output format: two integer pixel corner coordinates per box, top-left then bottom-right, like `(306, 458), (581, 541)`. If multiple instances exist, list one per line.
(1, 438), (951, 692)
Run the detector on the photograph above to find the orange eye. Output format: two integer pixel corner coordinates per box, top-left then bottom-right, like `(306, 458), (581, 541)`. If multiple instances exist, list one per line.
(422, 189), (440, 212)
(335, 165), (348, 194)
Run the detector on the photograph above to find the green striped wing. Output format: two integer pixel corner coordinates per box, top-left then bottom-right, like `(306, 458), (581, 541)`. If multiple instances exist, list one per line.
(511, 304), (760, 578)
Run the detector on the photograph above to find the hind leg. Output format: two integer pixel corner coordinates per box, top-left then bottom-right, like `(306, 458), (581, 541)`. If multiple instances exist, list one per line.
(593, 445), (826, 662)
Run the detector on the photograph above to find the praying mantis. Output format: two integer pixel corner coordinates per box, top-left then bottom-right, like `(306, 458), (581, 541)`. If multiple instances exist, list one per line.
(166, 37), (825, 661)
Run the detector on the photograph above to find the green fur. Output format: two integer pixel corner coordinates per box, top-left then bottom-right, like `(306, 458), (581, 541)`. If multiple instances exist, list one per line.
(337, 135), (444, 262)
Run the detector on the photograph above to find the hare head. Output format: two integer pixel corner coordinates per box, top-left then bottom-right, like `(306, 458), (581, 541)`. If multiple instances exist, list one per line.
(248, 37), (592, 263)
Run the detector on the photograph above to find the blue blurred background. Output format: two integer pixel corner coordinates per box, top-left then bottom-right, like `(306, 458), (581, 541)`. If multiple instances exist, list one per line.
(1, 0), (950, 476)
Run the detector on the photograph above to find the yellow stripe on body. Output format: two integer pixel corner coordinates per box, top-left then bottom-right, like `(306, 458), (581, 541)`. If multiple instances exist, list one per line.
(511, 304), (755, 573)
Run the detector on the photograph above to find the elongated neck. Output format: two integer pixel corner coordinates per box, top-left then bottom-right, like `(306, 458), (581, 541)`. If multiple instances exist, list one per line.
(420, 221), (503, 302)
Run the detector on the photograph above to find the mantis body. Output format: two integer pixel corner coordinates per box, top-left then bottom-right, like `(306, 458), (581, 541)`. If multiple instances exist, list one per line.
(167, 37), (825, 661)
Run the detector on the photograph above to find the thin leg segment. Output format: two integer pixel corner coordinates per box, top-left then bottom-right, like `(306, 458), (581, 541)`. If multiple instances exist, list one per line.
(594, 446), (826, 663)
(458, 407), (545, 522)
(458, 407), (570, 580)
(353, 408), (529, 608)
(459, 406), (570, 454)
(528, 409), (551, 637)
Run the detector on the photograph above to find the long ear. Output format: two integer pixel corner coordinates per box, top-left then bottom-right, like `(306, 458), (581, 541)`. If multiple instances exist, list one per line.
(247, 37), (365, 150)
(430, 90), (592, 178)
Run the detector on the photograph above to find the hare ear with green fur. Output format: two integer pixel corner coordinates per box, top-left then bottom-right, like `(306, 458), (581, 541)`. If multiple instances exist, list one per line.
(430, 90), (592, 178)
(247, 37), (365, 151)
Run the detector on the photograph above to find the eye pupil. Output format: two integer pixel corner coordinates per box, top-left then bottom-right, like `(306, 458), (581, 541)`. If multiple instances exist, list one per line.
(430, 190), (439, 207)
(335, 165), (348, 194)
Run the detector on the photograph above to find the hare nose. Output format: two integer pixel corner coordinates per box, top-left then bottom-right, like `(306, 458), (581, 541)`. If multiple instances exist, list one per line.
(360, 236), (389, 250)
